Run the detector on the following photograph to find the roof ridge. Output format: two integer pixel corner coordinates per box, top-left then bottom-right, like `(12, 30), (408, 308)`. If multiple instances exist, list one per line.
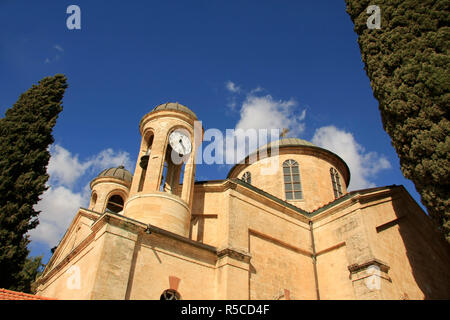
(230, 178), (311, 216)
(0, 288), (56, 300)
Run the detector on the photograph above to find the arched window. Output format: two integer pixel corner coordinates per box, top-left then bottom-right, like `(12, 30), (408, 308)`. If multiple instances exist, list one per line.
(241, 171), (251, 184)
(330, 168), (343, 198)
(106, 194), (124, 214)
(160, 289), (181, 300)
(138, 133), (154, 192)
(283, 160), (302, 200)
(90, 192), (97, 210)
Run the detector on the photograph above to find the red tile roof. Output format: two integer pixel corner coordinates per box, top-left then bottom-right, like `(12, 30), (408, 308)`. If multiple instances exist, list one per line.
(0, 288), (56, 300)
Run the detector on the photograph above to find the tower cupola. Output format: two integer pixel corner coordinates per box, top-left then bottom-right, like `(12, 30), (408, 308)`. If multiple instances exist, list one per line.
(123, 102), (202, 237)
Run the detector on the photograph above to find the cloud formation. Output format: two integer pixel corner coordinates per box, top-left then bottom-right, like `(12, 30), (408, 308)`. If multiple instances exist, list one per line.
(28, 144), (133, 247)
(44, 44), (64, 64)
(225, 81), (241, 93)
(31, 186), (86, 246)
(53, 44), (64, 52)
(236, 94), (306, 137)
(219, 82), (307, 164)
(222, 81), (390, 187)
(312, 125), (391, 190)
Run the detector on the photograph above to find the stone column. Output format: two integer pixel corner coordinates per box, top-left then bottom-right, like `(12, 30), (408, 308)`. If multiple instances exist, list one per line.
(181, 149), (197, 207)
(130, 136), (147, 195)
(142, 126), (170, 192)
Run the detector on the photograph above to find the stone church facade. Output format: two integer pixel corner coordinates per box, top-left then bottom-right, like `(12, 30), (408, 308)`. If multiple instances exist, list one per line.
(35, 103), (450, 300)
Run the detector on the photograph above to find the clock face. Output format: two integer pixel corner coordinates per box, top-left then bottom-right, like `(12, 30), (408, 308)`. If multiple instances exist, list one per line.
(169, 131), (192, 156)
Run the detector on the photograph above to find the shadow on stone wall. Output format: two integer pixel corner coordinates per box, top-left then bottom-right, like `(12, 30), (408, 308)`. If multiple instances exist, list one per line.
(391, 187), (450, 299)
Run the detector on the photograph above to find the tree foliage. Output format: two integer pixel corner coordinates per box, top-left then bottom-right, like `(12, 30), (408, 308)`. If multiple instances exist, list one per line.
(0, 74), (67, 290)
(345, 0), (449, 241)
(14, 255), (45, 293)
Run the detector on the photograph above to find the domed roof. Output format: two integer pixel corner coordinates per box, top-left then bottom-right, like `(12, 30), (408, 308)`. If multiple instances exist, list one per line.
(152, 102), (197, 119)
(227, 137), (351, 186)
(258, 138), (317, 150)
(97, 165), (133, 183)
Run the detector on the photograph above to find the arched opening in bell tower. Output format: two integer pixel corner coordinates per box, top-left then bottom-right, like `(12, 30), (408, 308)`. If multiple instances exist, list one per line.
(160, 143), (185, 195)
(105, 194), (124, 214)
(138, 132), (154, 192)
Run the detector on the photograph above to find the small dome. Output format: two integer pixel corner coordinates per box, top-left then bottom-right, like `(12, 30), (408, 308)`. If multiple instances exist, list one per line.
(152, 102), (197, 119)
(97, 165), (133, 183)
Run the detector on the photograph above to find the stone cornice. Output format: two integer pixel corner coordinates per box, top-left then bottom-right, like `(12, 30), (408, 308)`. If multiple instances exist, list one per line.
(310, 186), (399, 222)
(36, 225), (97, 287)
(230, 179), (311, 222)
(348, 258), (392, 283)
(124, 191), (190, 212)
(40, 208), (101, 277)
(90, 176), (131, 189)
(195, 181), (408, 226)
(37, 210), (217, 288)
(139, 110), (199, 136)
(217, 247), (252, 263)
(348, 258), (390, 274)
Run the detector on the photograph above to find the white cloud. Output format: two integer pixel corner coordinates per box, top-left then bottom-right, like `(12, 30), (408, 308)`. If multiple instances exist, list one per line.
(220, 90), (307, 163)
(53, 44), (64, 52)
(89, 148), (133, 171)
(249, 86), (264, 94)
(222, 83), (390, 189)
(225, 81), (242, 111)
(236, 94), (306, 137)
(29, 144), (134, 247)
(29, 186), (86, 247)
(44, 45), (64, 64)
(47, 145), (90, 186)
(311, 126), (391, 190)
(47, 145), (133, 187)
(225, 81), (241, 93)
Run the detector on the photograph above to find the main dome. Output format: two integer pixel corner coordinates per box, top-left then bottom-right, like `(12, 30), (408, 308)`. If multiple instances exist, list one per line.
(152, 102), (197, 119)
(227, 137), (350, 187)
(238, 138), (318, 162)
(258, 138), (317, 150)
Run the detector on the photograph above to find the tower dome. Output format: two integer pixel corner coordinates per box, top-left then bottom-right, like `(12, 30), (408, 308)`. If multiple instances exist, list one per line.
(151, 102), (197, 120)
(97, 165), (133, 183)
(89, 165), (132, 213)
(126, 101), (201, 237)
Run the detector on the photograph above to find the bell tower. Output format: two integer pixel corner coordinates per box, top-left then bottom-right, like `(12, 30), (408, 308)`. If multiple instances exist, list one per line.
(123, 102), (202, 237)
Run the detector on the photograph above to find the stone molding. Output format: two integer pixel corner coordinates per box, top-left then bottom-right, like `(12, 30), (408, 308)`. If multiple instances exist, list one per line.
(124, 191), (191, 212)
(348, 258), (391, 282)
(217, 247), (252, 263)
(90, 176), (131, 189)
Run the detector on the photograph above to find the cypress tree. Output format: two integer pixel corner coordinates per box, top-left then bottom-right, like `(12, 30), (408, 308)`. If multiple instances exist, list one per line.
(345, 0), (449, 241)
(0, 74), (68, 290)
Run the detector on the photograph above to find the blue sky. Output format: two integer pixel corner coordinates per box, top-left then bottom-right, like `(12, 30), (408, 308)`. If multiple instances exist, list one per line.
(1, 1), (425, 264)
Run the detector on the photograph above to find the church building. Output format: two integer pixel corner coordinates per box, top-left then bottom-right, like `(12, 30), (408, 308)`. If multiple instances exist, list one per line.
(35, 102), (450, 299)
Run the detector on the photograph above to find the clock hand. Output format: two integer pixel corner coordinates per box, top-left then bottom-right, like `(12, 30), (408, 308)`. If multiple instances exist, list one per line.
(181, 143), (186, 154)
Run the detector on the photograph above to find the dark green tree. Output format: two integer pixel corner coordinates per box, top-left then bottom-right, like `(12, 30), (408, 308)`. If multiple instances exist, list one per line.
(14, 255), (45, 293)
(345, 0), (449, 241)
(0, 74), (67, 291)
